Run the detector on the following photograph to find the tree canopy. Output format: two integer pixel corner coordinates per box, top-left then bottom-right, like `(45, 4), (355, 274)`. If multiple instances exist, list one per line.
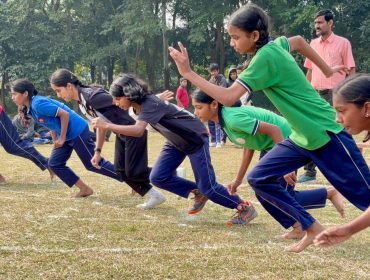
(1, 0), (369, 112)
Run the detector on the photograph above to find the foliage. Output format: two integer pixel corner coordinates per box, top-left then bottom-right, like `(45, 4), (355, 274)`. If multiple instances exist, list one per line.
(1, 0), (370, 113)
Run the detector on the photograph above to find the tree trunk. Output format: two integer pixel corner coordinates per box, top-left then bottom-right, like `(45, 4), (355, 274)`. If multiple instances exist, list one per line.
(162, 0), (170, 89)
(0, 71), (8, 110)
(90, 64), (96, 83)
(144, 38), (155, 87)
(107, 56), (115, 87)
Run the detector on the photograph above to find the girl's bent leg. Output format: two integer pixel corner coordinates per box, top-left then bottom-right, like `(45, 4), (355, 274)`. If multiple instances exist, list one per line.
(150, 143), (195, 198)
(247, 139), (316, 230)
(189, 141), (242, 209)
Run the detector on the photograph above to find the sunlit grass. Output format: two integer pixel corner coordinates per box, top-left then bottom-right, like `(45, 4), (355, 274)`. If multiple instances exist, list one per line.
(0, 132), (369, 279)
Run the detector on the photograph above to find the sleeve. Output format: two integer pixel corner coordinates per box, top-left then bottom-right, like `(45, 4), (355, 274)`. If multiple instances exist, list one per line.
(225, 110), (259, 136)
(137, 97), (166, 125)
(236, 52), (278, 92)
(342, 39), (355, 68)
(274, 36), (290, 52)
(33, 98), (59, 117)
(87, 89), (114, 110)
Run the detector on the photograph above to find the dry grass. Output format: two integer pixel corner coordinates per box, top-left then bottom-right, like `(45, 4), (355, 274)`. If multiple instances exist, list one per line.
(0, 132), (369, 280)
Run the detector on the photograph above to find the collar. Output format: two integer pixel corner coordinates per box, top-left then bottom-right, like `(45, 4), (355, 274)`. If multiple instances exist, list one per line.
(320, 32), (335, 43)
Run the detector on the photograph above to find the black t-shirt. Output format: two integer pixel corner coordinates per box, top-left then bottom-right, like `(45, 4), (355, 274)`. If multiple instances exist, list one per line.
(78, 87), (135, 125)
(138, 95), (208, 154)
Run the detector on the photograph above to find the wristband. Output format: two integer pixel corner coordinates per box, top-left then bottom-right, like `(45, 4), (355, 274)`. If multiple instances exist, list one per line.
(94, 147), (102, 153)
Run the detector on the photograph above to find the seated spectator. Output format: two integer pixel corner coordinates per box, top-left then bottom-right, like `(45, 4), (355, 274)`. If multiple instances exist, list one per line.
(12, 106), (35, 142)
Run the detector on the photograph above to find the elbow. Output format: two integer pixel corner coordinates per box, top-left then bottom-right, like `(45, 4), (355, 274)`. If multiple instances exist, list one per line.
(136, 129), (145, 138)
(222, 95), (239, 107)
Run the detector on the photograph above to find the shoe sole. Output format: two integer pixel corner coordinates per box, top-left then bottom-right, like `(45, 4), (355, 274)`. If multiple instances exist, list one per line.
(136, 197), (166, 210)
(188, 200), (208, 215)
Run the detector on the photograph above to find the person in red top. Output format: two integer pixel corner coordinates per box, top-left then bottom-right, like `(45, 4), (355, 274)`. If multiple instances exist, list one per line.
(176, 77), (189, 109)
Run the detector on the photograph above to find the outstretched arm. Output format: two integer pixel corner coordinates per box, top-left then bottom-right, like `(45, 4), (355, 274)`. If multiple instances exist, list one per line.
(314, 207), (370, 247)
(169, 43), (247, 106)
(91, 117), (148, 138)
(288, 36), (348, 77)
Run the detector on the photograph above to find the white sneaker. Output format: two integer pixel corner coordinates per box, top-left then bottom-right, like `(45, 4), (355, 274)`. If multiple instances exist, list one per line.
(216, 143), (222, 148)
(136, 190), (166, 210)
(209, 142), (216, 147)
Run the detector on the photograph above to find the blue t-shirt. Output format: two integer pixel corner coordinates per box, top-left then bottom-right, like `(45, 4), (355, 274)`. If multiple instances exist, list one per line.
(29, 96), (87, 141)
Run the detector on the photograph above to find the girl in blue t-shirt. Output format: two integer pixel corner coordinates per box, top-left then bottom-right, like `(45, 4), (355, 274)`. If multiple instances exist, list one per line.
(192, 89), (344, 239)
(314, 74), (370, 247)
(169, 3), (370, 252)
(91, 73), (257, 226)
(11, 79), (122, 197)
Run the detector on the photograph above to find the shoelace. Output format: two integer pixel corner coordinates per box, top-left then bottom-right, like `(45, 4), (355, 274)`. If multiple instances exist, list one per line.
(230, 204), (251, 222)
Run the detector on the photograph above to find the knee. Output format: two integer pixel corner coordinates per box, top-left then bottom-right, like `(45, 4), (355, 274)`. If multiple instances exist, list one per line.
(149, 171), (170, 186)
(247, 170), (260, 189)
(47, 158), (62, 171)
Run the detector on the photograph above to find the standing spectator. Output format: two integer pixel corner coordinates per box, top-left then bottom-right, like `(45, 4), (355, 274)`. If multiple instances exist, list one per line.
(298, 9), (355, 183)
(175, 77), (189, 109)
(208, 63), (227, 148)
(227, 66), (238, 87)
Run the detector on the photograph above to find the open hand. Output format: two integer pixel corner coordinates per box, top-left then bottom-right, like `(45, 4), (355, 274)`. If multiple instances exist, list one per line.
(157, 90), (174, 101)
(168, 42), (192, 77)
(314, 226), (352, 247)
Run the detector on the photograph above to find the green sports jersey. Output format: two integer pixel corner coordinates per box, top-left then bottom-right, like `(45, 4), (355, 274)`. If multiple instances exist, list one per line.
(236, 36), (343, 150)
(219, 106), (291, 151)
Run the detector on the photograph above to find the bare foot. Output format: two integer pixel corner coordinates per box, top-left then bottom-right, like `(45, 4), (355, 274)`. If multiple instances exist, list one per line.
(74, 188), (94, 198)
(327, 186), (345, 218)
(74, 179), (94, 198)
(47, 167), (55, 181)
(280, 223), (306, 240)
(131, 189), (138, 196)
(0, 174), (6, 184)
(287, 221), (325, 253)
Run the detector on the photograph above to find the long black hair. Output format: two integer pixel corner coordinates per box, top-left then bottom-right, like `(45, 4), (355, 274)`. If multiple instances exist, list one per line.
(11, 79), (39, 116)
(333, 74), (370, 108)
(50, 68), (87, 88)
(191, 89), (216, 104)
(334, 74), (370, 142)
(110, 73), (153, 104)
(229, 3), (270, 51)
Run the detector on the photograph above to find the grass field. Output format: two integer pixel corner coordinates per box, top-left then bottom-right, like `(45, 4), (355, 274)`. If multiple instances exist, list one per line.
(0, 132), (369, 280)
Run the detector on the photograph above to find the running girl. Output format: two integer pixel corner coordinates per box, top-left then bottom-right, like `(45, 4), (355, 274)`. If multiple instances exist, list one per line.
(314, 74), (370, 247)
(192, 89), (344, 239)
(11, 79), (121, 198)
(91, 73), (257, 226)
(169, 3), (370, 252)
